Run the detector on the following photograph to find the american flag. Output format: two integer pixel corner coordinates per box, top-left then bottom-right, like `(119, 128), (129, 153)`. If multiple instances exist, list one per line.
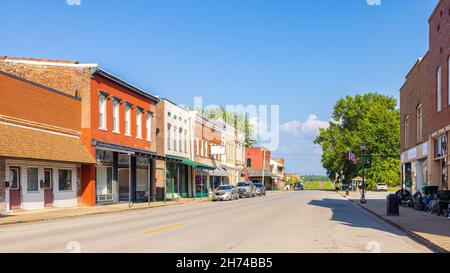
(347, 151), (357, 164)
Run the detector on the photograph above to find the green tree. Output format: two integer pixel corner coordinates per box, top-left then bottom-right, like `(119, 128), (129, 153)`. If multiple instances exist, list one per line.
(314, 93), (400, 188)
(201, 108), (257, 148)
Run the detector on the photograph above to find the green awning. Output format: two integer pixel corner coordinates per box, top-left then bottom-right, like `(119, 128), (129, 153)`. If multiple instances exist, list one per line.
(165, 155), (216, 170)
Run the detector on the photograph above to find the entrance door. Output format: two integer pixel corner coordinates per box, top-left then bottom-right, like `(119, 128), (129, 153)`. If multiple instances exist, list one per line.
(9, 167), (21, 209)
(43, 169), (54, 207)
(118, 169), (129, 201)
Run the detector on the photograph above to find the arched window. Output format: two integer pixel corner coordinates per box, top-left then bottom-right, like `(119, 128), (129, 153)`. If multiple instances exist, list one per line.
(404, 115), (409, 148)
(437, 66), (442, 112)
(416, 104), (423, 143)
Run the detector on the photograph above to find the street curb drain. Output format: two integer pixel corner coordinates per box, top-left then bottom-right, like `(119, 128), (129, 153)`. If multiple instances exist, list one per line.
(339, 192), (448, 254)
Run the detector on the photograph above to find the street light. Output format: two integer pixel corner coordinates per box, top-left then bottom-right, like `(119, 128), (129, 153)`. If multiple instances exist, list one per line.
(360, 143), (367, 204)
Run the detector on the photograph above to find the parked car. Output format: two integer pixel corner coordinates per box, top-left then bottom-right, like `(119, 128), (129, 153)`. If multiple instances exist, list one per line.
(212, 185), (239, 201)
(376, 183), (388, 192)
(236, 182), (257, 198)
(294, 184), (304, 191)
(254, 183), (266, 196)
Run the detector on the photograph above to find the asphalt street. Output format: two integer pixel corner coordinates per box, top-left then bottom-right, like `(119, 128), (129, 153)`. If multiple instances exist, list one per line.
(0, 191), (431, 253)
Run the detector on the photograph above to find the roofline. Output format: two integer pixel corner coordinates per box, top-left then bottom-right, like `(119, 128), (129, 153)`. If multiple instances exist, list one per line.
(400, 51), (429, 92)
(0, 57), (160, 103)
(0, 70), (81, 101)
(1, 58), (98, 68)
(93, 68), (160, 103)
(428, 0), (445, 23)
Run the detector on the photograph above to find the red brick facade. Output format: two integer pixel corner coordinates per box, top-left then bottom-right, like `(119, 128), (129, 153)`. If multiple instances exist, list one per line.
(0, 72), (81, 133)
(426, 0), (450, 134)
(89, 74), (156, 153)
(400, 0), (450, 190)
(245, 147), (271, 171)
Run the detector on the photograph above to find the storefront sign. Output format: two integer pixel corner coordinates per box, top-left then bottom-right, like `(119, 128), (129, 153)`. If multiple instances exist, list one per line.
(408, 148), (417, 161)
(422, 143), (428, 157)
(211, 145), (225, 155)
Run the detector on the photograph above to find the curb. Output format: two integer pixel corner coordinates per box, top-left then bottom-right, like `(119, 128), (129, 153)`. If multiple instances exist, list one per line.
(339, 192), (448, 253)
(0, 200), (202, 227)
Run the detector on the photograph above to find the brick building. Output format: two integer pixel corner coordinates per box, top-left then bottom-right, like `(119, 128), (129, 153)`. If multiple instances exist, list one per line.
(155, 99), (197, 200)
(400, 0), (450, 191)
(0, 71), (95, 212)
(193, 113), (223, 197)
(245, 147), (277, 190)
(0, 57), (161, 206)
(271, 158), (286, 191)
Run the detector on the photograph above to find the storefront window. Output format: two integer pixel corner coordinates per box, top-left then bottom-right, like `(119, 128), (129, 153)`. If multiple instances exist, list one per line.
(59, 169), (72, 191)
(434, 135), (448, 159)
(27, 168), (39, 192)
(97, 166), (112, 196)
(96, 150), (113, 163)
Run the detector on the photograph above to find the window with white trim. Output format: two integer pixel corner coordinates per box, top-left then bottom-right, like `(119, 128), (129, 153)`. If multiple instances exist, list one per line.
(27, 168), (39, 192)
(179, 128), (183, 153)
(99, 94), (107, 130)
(184, 130), (188, 154)
(59, 169), (73, 191)
(125, 104), (131, 136)
(136, 109), (143, 139)
(113, 99), (120, 133)
(146, 112), (152, 141)
(168, 124), (172, 150)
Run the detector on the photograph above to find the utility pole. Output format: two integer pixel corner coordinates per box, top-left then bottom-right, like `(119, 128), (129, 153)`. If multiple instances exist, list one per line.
(361, 143), (367, 204)
(262, 149), (266, 188)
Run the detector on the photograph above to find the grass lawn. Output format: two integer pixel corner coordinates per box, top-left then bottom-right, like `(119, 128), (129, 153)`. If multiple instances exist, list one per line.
(303, 181), (335, 191)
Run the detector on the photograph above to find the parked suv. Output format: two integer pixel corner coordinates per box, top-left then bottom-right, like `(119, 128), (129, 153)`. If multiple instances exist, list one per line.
(254, 183), (266, 196)
(376, 183), (388, 192)
(236, 182), (257, 198)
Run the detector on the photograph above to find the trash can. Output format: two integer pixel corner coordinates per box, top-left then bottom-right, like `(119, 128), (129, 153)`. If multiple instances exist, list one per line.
(387, 194), (400, 216)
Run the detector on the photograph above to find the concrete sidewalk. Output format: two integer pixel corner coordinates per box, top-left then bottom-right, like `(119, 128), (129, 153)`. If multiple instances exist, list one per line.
(341, 191), (450, 253)
(0, 198), (209, 226)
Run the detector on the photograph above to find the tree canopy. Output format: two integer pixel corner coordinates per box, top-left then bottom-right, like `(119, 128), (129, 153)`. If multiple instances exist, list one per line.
(314, 93), (400, 188)
(201, 107), (257, 148)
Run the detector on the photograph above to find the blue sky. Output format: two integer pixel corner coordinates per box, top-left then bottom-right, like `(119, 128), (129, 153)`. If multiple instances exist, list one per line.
(0, 0), (439, 175)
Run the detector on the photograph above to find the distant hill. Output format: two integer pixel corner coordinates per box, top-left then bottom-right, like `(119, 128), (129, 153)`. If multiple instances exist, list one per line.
(303, 175), (331, 182)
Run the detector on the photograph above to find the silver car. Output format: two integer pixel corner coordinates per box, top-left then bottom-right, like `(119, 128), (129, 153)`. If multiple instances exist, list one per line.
(236, 182), (257, 198)
(212, 185), (240, 201)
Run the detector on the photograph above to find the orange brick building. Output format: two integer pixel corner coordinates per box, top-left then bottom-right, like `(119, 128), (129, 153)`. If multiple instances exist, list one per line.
(245, 147), (277, 190)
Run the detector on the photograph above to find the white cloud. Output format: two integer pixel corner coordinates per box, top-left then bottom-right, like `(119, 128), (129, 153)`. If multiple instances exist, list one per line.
(279, 120), (302, 136)
(280, 114), (329, 137)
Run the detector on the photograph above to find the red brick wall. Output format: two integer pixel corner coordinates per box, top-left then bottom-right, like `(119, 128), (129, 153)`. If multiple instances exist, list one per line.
(194, 120), (222, 162)
(246, 147), (271, 171)
(426, 0), (450, 134)
(0, 73), (81, 132)
(0, 59), (89, 98)
(400, 57), (429, 152)
(90, 74), (157, 152)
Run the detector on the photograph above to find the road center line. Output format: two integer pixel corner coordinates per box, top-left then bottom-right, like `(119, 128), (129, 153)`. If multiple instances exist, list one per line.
(142, 222), (187, 236)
